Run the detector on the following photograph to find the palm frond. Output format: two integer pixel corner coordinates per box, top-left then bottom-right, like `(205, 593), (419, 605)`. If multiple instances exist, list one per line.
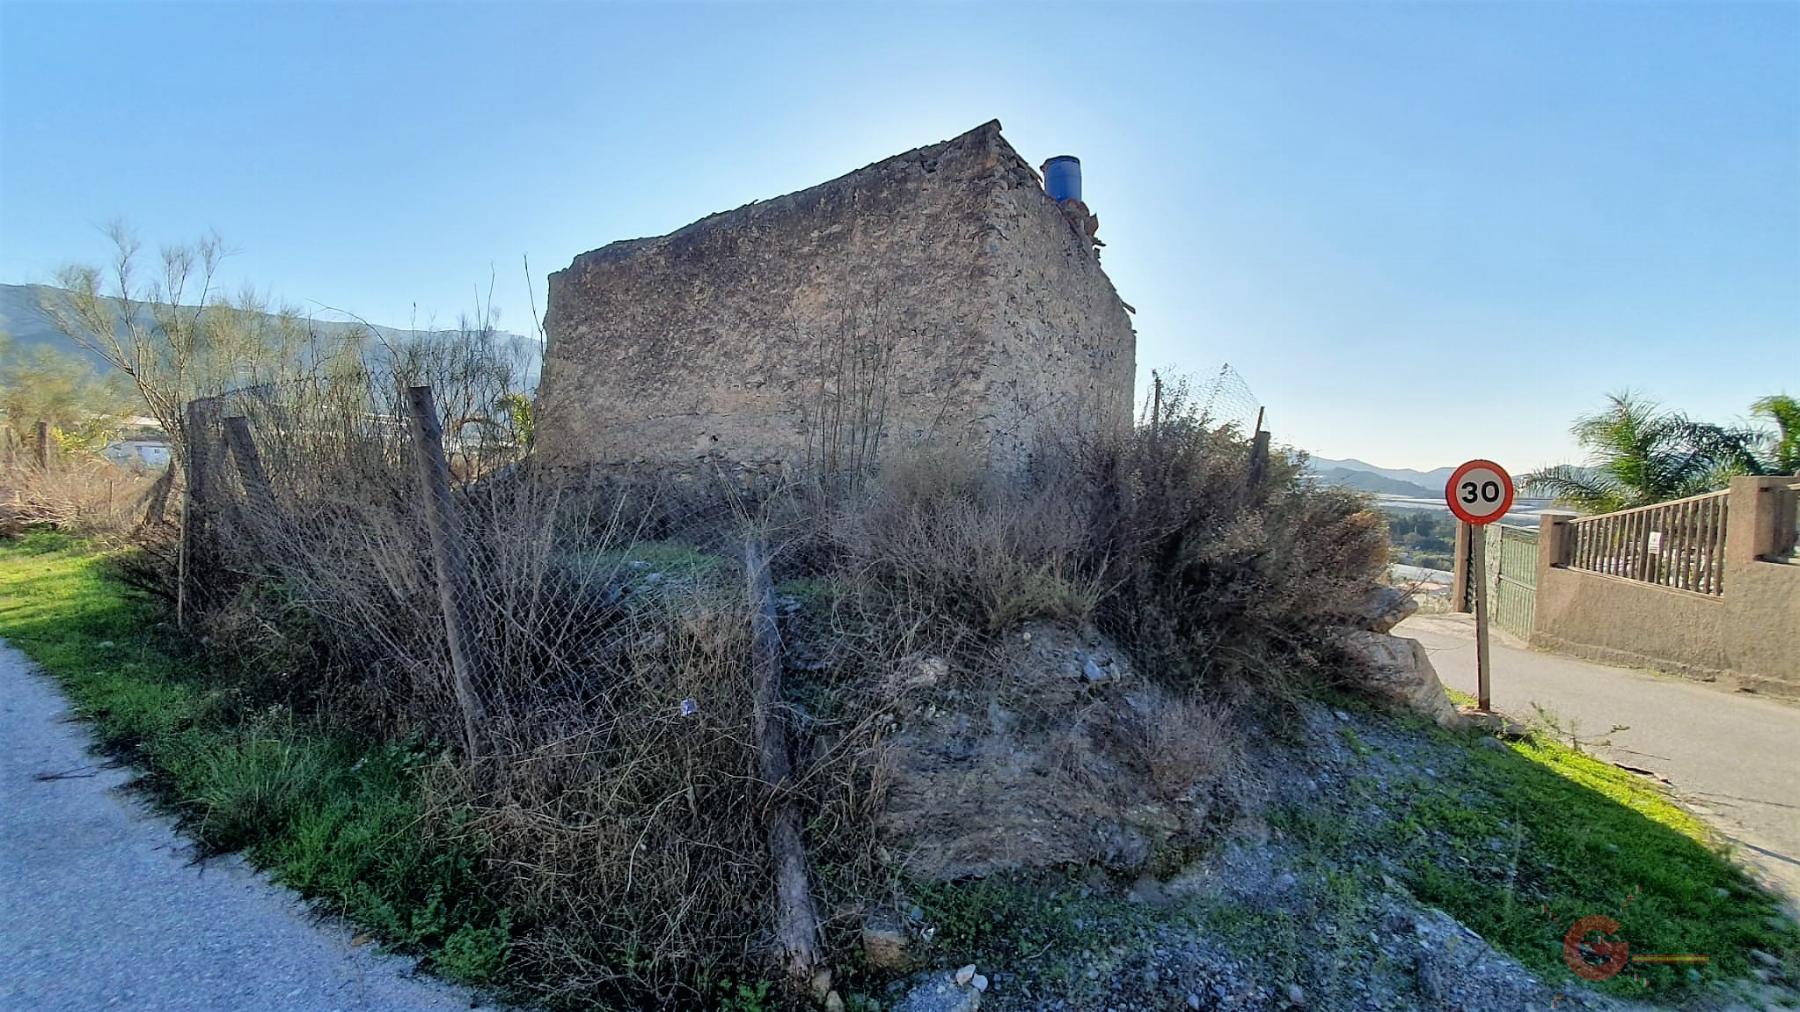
(1520, 465), (1628, 514)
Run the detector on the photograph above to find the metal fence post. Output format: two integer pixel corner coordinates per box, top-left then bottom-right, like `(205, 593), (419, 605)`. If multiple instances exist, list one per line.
(1472, 529), (1492, 710)
(404, 384), (486, 758)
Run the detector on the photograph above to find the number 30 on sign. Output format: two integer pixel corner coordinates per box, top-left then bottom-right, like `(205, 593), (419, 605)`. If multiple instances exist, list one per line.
(1445, 459), (1515, 526)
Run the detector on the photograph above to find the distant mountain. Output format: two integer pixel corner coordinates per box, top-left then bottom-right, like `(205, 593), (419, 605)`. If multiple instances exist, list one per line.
(1311, 466), (1440, 498)
(1311, 456), (1456, 491)
(0, 283), (542, 388)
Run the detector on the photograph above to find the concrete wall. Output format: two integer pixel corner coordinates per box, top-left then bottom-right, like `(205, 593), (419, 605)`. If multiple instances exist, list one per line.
(534, 120), (1135, 478)
(1534, 477), (1800, 697)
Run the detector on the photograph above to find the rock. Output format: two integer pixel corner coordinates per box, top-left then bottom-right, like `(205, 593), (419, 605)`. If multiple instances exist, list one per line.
(1479, 737), (1508, 752)
(971, 974), (988, 992)
(1457, 708), (1531, 737)
(1346, 584), (1419, 634)
(1750, 948), (1781, 970)
(955, 965), (977, 986)
(1415, 951), (1450, 1004)
(863, 919), (913, 971)
(1127, 875), (1169, 906)
(1336, 628), (1465, 729)
(893, 971), (982, 1012)
(1187, 995), (1201, 1010)
(1333, 709), (1351, 722)
(824, 992), (846, 1012)
(1082, 655), (1111, 683)
(1285, 982), (1306, 1006)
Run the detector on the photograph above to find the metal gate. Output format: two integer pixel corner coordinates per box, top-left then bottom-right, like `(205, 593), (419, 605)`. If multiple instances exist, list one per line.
(1484, 523), (1537, 640)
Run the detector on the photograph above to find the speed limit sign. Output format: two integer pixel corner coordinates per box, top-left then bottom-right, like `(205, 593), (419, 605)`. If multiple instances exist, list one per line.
(1445, 459), (1515, 526)
(1445, 458), (1515, 713)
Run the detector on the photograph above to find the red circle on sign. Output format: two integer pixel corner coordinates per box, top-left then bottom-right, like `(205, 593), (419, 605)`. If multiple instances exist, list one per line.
(1444, 459), (1515, 526)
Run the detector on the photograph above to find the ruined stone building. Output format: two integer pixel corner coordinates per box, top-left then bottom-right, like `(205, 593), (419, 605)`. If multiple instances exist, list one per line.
(533, 120), (1136, 477)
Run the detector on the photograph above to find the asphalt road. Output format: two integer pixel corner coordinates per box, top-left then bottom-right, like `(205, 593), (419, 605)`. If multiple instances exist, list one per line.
(0, 642), (488, 1012)
(1401, 612), (1800, 907)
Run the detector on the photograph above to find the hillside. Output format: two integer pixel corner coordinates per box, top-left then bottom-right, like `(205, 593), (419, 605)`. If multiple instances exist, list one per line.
(1311, 465), (1441, 498)
(1310, 455), (1455, 492)
(0, 283), (542, 387)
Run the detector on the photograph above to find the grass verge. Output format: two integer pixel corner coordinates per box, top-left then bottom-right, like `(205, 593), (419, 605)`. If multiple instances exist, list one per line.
(0, 531), (512, 987)
(1287, 691), (1800, 1001)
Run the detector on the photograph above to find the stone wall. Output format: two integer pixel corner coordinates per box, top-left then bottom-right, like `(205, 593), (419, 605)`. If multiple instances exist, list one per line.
(534, 120), (1135, 477)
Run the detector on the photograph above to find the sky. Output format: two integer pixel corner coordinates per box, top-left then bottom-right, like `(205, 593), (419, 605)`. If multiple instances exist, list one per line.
(2, 1), (1795, 474)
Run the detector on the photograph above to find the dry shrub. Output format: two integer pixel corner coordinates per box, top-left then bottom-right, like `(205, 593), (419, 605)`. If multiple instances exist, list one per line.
(811, 384), (1386, 699)
(430, 592), (771, 1004)
(1087, 408), (1389, 696)
(0, 458), (156, 537)
(1121, 692), (1241, 802)
(155, 366), (884, 1003)
(824, 450), (1105, 643)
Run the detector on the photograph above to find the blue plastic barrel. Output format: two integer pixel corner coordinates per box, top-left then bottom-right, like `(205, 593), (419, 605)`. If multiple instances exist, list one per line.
(1042, 156), (1082, 202)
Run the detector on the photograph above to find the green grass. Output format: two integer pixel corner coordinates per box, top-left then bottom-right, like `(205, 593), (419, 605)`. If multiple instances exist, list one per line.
(1427, 734), (1792, 996)
(0, 530), (511, 986)
(1282, 704), (1800, 1001)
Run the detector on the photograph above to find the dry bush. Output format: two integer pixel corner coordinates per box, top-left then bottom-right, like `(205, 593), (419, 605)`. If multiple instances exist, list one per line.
(825, 450), (1105, 641)
(151, 354), (886, 1003)
(806, 384), (1386, 700)
(0, 458), (157, 537)
(1121, 691), (1241, 802)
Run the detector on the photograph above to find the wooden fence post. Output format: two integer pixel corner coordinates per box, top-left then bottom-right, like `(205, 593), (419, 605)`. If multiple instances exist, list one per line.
(177, 400), (217, 629)
(35, 420), (50, 470)
(142, 461), (176, 527)
(222, 415), (276, 518)
(1149, 371), (1162, 447)
(404, 384), (486, 758)
(1245, 408), (1270, 491)
(746, 538), (821, 987)
(1451, 521), (1472, 613)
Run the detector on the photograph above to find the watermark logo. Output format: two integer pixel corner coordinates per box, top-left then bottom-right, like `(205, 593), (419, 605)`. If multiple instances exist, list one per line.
(1552, 897), (1709, 986)
(1562, 914), (1630, 980)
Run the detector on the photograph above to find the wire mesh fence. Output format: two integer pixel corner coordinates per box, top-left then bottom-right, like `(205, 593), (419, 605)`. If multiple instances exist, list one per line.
(141, 344), (1386, 1003)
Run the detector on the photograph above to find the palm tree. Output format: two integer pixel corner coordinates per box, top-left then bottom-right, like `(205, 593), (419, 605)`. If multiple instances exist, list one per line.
(1523, 392), (1764, 513)
(1751, 394), (1800, 475)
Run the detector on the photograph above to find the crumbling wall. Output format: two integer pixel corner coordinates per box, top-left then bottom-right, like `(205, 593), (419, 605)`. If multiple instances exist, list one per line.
(535, 120), (1135, 477)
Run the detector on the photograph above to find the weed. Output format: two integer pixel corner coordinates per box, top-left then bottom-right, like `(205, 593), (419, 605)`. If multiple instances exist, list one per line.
(436, 914), (512, 984)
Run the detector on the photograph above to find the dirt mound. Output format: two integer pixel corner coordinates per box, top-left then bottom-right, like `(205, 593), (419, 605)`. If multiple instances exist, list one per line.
(877, 623), (1237, 881)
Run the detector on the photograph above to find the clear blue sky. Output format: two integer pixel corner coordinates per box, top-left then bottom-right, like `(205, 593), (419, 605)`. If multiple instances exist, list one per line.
(3, 1), (1795, 473)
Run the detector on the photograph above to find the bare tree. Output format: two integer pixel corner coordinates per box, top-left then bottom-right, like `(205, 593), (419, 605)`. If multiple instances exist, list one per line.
(40, 223), (311, 438)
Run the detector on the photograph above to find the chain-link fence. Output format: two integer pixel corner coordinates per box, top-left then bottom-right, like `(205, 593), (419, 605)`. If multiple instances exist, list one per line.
(157, 349), (1384, 1003)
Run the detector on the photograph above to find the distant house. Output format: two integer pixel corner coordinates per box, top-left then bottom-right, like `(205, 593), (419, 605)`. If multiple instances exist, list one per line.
(102, 417), (170, 470)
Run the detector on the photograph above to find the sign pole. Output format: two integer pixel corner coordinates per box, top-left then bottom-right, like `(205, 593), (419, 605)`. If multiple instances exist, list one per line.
(1445, 458), (1514, 715)
(1471, 526), (1492, 711)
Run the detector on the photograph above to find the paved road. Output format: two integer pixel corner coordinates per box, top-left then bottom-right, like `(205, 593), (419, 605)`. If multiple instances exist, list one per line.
(0, 642), (489, 1012)
(1401, 612), (1800, 907)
